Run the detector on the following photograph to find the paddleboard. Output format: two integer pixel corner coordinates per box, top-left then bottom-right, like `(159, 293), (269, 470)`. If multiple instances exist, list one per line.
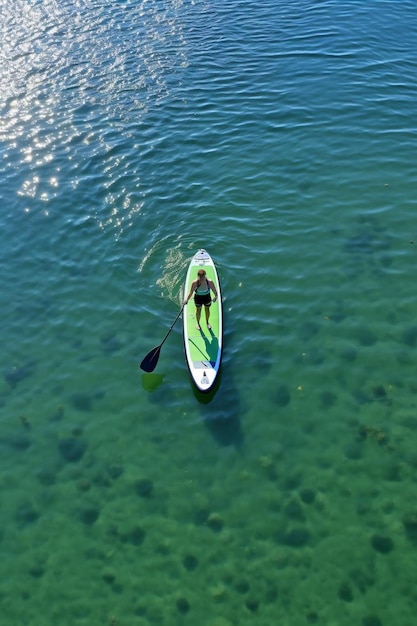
(183, 249), (223, 393)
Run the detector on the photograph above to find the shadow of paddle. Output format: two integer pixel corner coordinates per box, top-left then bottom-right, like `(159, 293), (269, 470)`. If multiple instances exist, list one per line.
(188, 327), (219, 366)
(202, 327), (219, 364)
(141, 373), (165, 392)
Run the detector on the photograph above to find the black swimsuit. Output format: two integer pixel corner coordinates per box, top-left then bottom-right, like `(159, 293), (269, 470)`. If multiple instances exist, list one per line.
(194, 279), (212, 307)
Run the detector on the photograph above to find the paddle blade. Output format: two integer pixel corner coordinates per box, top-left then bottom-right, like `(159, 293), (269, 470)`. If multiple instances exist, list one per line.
(140, 345), (161, 372)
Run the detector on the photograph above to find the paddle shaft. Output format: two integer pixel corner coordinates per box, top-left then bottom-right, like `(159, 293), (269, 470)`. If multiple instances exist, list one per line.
(140, 305), (184, 372)
(159, 305), (184, 349)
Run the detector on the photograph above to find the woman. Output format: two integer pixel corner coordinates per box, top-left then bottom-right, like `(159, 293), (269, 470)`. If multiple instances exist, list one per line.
(184, 268), (218, 330)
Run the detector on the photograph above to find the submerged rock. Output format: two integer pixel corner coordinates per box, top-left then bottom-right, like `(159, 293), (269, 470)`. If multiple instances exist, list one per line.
(16, 501), (40, 527)
(182, 554), (199, 572)
(402, 513), (417, 543)
(194, 507), (210, 526)
(370, 534), (393, 554)
(102, 568), (116, 585)
(79, 504), (100, 526)
(284, 498), (305, 521)
(5, 432), (31, 451)
(356, 326), (377, 347)
(176, 597), (190, 614)
(234, 579), (250, 594)
(282, 526), (310, 547)
(4, 361), (36, 388)
(69, 389), (104, 411)
(36, 466), (56, 486)
(176, 598), (190, 615)
(338, 582), (353, 602)
(123, 525), (146, 546)
(107, 463), (124, 480)
(135, 478), (153, 498)
(49, 405), (65, 422)
(362, 616), (382, 626)
(274, 385), (291, 407)
(245, 597), (260, 612)
(70, 392), (93, 411)
(58, 437), (87, 462)
(402, 325), (417, 347)
(28, 563), (45, 578)
(320, 390), (337, 409)
(207, 512), (223, 532)
(299, 488), (316, 505)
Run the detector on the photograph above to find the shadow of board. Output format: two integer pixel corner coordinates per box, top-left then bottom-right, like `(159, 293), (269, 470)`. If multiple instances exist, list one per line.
(140, 367), (243, 448)
(191, 359), (244, 449)
(140, 315), (244, 449)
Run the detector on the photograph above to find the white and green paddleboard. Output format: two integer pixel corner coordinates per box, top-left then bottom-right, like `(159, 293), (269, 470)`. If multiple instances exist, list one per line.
(183, 249), (223, 393)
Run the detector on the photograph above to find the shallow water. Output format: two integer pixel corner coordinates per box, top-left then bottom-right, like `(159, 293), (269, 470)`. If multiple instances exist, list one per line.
(1, 1), (417, 624)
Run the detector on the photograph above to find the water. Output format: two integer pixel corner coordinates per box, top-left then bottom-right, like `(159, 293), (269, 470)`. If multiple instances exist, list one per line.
(1, 0), (417, 624)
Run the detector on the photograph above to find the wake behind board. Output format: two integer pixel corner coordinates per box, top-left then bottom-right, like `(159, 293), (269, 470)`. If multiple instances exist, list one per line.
(183, 249), (223, 393)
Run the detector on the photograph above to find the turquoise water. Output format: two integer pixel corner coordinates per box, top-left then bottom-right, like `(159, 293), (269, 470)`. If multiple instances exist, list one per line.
(2, 0), (417, 624)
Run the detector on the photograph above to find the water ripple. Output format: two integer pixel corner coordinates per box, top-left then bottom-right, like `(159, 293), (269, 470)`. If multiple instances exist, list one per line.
(2, 2), (417, 621)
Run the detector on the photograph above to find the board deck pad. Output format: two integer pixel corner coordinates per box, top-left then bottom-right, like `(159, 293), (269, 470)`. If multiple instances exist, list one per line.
(183, 250), (222, 392)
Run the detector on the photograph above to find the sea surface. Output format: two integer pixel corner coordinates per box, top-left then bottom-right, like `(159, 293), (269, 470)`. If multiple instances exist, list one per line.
(1, 1), (417, 624)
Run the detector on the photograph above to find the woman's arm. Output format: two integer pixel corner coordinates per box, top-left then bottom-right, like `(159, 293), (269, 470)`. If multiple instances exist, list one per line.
(209, 280), (218, 301)
(184, 280), (197, 304)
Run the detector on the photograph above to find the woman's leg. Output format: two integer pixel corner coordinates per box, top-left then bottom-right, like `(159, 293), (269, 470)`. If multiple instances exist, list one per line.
(196, 305), (202, 329)
(204, 304), (211, 327)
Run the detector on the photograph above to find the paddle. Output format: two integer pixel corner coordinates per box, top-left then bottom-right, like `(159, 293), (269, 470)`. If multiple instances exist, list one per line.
(140, 305), (184, 372)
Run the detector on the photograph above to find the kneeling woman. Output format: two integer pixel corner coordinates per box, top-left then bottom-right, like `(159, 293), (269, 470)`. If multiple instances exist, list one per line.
(184, 268), (218, 330)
